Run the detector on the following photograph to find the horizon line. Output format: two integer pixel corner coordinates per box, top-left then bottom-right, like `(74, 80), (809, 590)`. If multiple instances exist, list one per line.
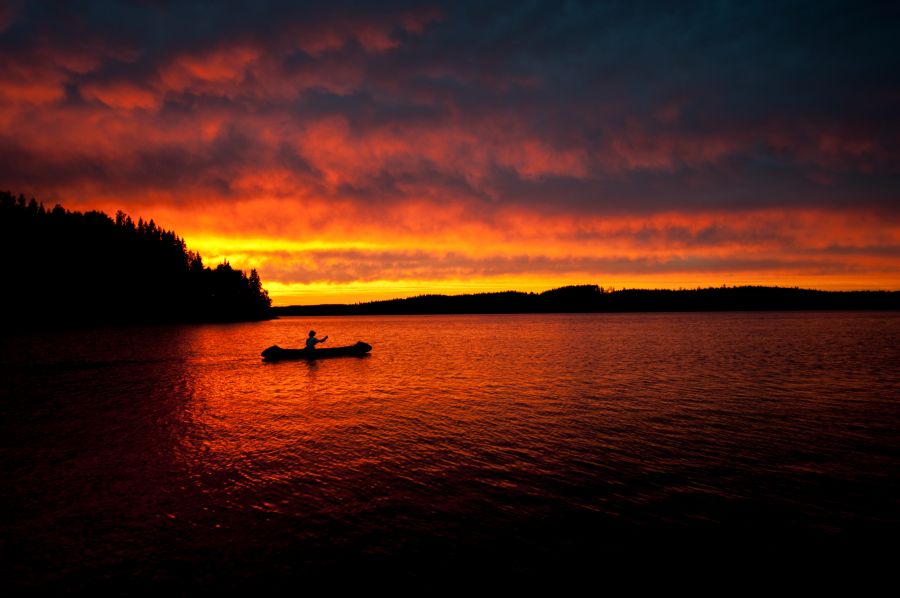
(272, 283), (900, 308)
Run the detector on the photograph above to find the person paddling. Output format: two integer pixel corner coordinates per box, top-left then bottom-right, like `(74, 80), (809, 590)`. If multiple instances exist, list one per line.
(306, 330), (328, 350)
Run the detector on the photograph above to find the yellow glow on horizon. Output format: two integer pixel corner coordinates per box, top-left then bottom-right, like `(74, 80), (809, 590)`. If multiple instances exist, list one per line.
(76, 202), (898, 305)
(265, 272), (900, 306)
(184, 235), (387, 255)
(181, 232), (617, 260)
(264, 278), (573, 304)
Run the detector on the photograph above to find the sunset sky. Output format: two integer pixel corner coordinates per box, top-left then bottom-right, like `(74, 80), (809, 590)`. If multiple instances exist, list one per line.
(2, 1), (898, 304)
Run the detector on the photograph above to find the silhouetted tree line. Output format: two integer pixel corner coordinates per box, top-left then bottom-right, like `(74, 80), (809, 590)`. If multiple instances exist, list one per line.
(276, 284), (900, 316)
(1, 191), (272, 327)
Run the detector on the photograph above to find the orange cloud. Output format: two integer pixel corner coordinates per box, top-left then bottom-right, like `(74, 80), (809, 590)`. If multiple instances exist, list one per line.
(3, 2), (898, 305)
(106, 200), (899, 303)
(81, 81), (161, 110)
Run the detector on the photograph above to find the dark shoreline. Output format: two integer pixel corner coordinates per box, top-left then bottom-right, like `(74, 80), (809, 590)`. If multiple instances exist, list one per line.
(1, 192), (274, 328)
(274, 285), (900, 316)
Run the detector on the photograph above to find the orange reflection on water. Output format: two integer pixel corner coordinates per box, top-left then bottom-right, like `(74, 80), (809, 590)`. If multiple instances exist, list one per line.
(5, 312), (900, 582)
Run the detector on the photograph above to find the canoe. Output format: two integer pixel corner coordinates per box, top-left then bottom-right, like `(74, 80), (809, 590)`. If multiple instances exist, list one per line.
(262, 341), (372, 361)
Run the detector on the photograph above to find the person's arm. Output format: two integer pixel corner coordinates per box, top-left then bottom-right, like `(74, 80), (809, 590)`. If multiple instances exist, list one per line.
(321, 336), (328, 343)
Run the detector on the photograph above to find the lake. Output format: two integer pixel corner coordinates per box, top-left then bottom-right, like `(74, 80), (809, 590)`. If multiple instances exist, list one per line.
(3, 312), (900, 588)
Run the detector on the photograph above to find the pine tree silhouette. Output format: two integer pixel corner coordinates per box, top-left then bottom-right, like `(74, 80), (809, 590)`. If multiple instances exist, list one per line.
(0, 191), (272, 327)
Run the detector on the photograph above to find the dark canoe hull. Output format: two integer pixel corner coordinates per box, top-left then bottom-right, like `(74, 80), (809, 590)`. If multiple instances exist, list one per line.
(262, 341), (372, 361)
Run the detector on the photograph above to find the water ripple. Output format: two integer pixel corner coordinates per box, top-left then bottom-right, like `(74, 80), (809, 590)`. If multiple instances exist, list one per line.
(3, 312), (900, 586)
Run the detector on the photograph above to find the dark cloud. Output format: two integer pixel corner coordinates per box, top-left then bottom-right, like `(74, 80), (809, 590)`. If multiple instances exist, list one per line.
(2, 0), (898, 215)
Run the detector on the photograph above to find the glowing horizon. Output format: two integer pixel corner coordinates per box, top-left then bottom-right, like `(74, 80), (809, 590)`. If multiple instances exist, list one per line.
(2, 1), (898, 304)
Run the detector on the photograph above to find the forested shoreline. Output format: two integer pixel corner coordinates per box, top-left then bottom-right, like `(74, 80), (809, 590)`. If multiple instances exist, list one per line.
(276, 284), (900, 316)
(1, 191), (272, 328)
(4, 190), (897, 327)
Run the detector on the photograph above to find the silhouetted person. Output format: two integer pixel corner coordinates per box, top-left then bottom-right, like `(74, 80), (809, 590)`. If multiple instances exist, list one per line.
(306, 330), (328, 350)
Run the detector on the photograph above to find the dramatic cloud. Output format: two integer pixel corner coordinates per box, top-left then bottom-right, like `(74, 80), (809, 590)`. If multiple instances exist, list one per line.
(2, 0), (898, 302)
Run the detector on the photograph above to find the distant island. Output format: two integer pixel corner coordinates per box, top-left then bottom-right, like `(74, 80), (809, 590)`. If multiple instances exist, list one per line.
(276, 284), (900, 316)
(1, 191), (272, 328)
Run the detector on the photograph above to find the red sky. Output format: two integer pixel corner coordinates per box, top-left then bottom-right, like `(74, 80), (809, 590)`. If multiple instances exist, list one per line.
(2, 1), (898, 304)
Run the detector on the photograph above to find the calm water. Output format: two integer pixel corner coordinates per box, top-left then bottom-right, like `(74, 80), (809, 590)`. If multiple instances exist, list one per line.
(3, 313), (900, 587)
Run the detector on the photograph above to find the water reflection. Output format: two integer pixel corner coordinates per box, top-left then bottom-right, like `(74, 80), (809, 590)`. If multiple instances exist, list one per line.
(3, 313), (900, 587)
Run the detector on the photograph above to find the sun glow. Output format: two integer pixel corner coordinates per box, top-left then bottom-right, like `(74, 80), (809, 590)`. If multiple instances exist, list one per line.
(3, 1), (898, 306)
(262, 273), (900, 306)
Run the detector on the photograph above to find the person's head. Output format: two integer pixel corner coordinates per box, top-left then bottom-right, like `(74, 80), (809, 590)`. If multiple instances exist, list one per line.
(309, 330), (315, 337)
